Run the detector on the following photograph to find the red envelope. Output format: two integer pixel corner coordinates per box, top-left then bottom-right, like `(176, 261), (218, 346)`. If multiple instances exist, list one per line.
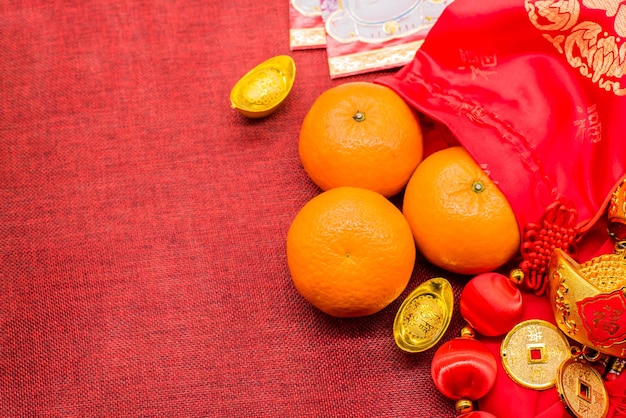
(377, 0), (626, 416)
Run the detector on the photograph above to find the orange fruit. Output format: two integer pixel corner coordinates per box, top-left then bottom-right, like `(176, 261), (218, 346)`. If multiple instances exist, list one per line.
(286, 186), (416, 317)
(402, 146), (520, 275)
(298, 81), (423, 198)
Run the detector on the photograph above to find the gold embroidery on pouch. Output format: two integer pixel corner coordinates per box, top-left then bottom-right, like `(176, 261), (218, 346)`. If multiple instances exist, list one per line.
(526, 0), (626, 96)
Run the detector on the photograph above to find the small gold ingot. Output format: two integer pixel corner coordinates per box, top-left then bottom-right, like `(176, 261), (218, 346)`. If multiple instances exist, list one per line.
(556, 358), (609, 418)
(501, 319), (571, 390)
(393, 278), (453, 353)
(230, 55), (296, 118)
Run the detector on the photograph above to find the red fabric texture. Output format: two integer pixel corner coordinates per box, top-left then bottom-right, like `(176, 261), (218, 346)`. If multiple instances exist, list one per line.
(377, 0), (626, 416)
(0, 2), (466, 417)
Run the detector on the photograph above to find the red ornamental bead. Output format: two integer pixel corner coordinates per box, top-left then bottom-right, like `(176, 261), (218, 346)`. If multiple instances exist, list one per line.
(460, 272), (523, 337)
(431, 337), (497, 401)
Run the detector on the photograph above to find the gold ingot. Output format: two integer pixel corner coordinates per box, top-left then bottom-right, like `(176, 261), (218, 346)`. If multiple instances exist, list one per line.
(500, 319), (571, 390)
(547, 247), (626, 357)
(393, 278), (453, 353)
(230, 55), (296, 118)
(556, 358), (608, 418)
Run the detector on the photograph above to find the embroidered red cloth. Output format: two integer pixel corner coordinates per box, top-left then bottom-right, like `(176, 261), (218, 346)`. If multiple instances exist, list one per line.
(378, 0), (626, 416)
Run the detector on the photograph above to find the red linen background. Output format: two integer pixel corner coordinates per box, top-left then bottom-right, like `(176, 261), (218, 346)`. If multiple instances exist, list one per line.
(0, 1), (467, 416)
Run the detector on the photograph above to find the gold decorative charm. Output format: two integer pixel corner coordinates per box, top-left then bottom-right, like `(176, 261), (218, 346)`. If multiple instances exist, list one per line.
(393, 278), (453, 353)
(500, 319), (571, 390)
(547, 246), (626, 357)
(230, 55), (296, 118)
(556, 358), (609, 418)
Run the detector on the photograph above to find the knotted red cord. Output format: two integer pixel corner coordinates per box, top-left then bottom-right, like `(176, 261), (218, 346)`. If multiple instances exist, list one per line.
(520, 201), (580, 295)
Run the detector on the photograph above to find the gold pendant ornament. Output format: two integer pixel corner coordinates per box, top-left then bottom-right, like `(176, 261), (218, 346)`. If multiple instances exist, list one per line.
(500, 319), (572, 390)
(556, 357), (609, 418)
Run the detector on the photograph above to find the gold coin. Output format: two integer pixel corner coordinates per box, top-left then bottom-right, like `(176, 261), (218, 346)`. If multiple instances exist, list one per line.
(556, 358), (608, 418)
(500, 319), (571, 389)
(393, 278), (453, 353)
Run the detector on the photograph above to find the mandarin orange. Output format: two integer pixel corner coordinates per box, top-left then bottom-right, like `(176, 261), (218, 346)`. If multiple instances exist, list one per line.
(298, 82), (423, 197)
(402, 146), (520, 275)
(286, 186), (416, 317)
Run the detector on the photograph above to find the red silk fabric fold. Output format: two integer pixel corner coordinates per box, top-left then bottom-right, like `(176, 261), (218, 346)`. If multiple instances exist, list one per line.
(377, 0), (626, 416)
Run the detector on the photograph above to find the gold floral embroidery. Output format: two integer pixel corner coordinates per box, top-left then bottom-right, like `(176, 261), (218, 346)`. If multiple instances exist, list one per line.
(583, 0), (626, 36)
(526, 0), (626, 95)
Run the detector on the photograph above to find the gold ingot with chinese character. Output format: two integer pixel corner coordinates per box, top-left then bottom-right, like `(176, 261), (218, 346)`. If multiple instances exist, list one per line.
(547, 246), (626, 358)
(393, 277), (454, 353)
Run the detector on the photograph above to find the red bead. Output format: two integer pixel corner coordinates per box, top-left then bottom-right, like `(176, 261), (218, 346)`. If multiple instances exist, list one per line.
(431, 337), (497, 401)
(460, 272), (523, 336)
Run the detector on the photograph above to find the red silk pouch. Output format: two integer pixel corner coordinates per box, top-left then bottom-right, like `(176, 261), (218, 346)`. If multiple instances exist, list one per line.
(377, 0), (626, 416)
